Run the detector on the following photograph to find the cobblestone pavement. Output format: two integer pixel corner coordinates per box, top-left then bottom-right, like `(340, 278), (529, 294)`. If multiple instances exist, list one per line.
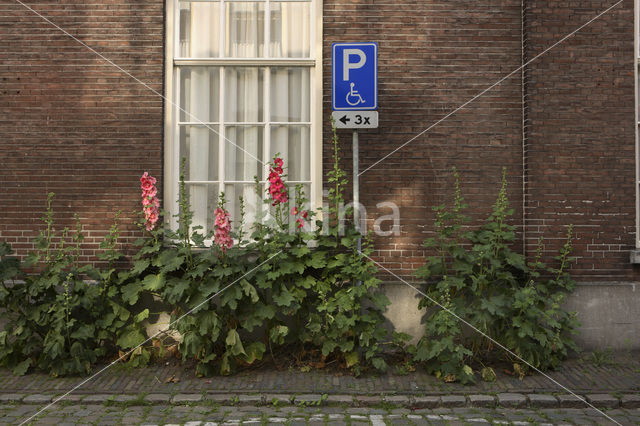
(1, 352), (638, 425)
(1, 352), (638, 396)
(5, 403), (639, 425)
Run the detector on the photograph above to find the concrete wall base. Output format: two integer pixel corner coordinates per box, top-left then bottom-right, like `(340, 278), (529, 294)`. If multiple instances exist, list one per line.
(380, 281), (640, 351)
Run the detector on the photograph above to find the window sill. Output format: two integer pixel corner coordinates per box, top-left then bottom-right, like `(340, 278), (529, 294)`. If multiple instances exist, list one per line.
(630, 249), (640, 264)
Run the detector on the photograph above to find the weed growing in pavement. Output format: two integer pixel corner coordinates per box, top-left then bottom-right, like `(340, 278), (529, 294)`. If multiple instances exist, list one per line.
(589, 347), (615, 367)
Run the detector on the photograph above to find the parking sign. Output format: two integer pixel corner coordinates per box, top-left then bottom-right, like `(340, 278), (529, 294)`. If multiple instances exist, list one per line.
(332, 42), (378, 111)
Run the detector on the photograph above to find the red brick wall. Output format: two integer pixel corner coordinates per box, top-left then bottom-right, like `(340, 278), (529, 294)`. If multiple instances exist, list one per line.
(0, 1), (164, 263)
(1, 1), (636, 282)
(324, 0), (525, 280)
(524, 0), (637, 280)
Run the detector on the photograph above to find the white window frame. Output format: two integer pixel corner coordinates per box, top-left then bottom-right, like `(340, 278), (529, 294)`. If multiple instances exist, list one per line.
(163, 0), (323, 233)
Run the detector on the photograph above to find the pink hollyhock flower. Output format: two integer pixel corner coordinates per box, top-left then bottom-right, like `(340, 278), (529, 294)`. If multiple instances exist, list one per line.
(296, 218), (304, 229)
(141, 172), (160, 232)
(214, 207), (233, 252)
(267, 158), (288, 206)
(291, 206), (298, 216)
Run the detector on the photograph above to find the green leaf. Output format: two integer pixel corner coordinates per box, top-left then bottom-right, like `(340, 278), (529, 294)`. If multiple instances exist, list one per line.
(306, 251), (327, 269)
(142, 273), (165, 291)
(117, 327), (146, 349)
(225, 329), (246, 357)
(269, 325), (289, 345)
(130, 259), (150, 276)
(133, 308), (150, 323)
(12, 359), (31, 376)
(242, 342), (266, 364)
(345, 351), (359, 368)
(240, 279), (259, 303)
(272, 287), (295, 307)
(121, 282), (142, 305)
(70, 324), (95, 340)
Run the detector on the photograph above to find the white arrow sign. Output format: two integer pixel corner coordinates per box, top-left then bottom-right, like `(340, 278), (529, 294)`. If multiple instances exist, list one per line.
(332, 111), (378, 129)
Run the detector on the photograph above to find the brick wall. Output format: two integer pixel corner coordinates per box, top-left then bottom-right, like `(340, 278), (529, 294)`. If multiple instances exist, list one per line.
(324, 0), (525, 280)
(1, 0), (636, 282)
(524, 0), (638, 280)
(0, 1), (164, 263)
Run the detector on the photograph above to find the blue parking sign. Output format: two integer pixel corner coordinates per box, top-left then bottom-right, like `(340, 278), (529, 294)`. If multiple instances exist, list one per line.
(332, 42), (377, 111)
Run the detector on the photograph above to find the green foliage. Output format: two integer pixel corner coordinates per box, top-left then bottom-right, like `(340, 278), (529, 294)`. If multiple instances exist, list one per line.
(0, 195), (149, 376)
(414, 168), (579, 383)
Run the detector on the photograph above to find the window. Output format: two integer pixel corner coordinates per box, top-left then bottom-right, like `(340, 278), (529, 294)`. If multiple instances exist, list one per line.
(164, 0), (321, 236)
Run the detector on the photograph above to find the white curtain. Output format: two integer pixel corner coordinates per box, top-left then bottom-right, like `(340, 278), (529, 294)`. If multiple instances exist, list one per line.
(186, 2), (220, 233)
(271, 2), (310, 215)
(182, 1), (310, 235)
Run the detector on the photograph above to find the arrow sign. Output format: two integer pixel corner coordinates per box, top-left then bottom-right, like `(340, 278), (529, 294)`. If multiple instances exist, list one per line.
(332, 111), (378, 129)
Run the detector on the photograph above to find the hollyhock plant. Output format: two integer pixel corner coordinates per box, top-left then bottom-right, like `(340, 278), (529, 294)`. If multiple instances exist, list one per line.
(214, 194), (233, 252)
(140, 172), (160, 231)
(267, 157), (288, 206)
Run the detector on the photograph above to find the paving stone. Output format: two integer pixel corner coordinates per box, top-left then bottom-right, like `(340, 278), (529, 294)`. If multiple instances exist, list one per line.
(383, 395), (410, 407)
(171, 394), (203, 404)
(326, 395), (353, 406)
(112, 395), (138, 403)
(497, 393), (527, 408)
(468, 394), (496, 407)
(621, 394), (640, 408)
(527, 394), (558, 408)
(23, 394), (55, 404)
(441, 395), (466, 407)
(83, 394), (113, 404)
(413, 396), (440, 408)
(145, 393), (171, 404)
(586, 393), (619, 409)
(0, 394), (24, 403)
(354, 395), (380, 406)
(59, 394), (85, 402)
(556, 394), (587, 408)
(237, 395), (261, 405)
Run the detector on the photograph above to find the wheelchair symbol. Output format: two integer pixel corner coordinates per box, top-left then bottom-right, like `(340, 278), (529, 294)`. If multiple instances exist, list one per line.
(346, 82), (365, 106)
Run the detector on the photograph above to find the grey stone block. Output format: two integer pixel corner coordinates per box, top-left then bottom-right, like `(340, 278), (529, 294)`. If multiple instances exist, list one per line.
(326, 394), (354, 406)
(83, 394), (113, 404)
(112, 395), (138, 403)
(412, 396), (440, 409)
(497, 393), (527, 408)
(145, 394), (171, 404)
(237, 395), (262, 405)
(384, 395), (410, 407)
(527, 394), (558, 408)
(440, 395), (466, 407)
(262, 394), (292, 404)
(621, 394), (640, 409)
(586, 394), (620, 409)
(557, 394), (588, 408)
(171, 394), (203, 404)
(60, 394), (85, 402)
(22, 394), (53, 404)
(354, 395), (380, 406)
(0, 394), (24, 402)
(468, 394), (496, 407)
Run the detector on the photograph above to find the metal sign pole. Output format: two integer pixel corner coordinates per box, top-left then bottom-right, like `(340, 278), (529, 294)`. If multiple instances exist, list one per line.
(353, 129), (362, 255)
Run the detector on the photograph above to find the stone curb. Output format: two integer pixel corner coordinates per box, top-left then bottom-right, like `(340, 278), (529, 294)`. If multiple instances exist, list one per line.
(4, 392), (639, 409)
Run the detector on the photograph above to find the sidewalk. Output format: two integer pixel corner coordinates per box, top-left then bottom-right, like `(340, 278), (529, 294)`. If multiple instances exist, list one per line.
(1, 352), (639, 410)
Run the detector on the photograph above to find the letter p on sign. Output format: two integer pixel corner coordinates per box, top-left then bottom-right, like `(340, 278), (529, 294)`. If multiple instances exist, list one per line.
(343, 49), (366, 81)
